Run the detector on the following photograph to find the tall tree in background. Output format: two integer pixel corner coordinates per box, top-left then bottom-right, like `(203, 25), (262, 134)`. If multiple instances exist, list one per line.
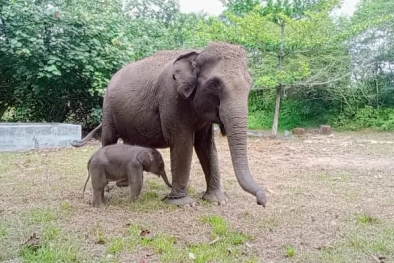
(202, 0), (353, 135)
(349, 0), (394, 109)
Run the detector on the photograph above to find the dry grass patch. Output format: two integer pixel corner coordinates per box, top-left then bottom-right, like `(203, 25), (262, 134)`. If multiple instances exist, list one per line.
(1, 131), (394, 262)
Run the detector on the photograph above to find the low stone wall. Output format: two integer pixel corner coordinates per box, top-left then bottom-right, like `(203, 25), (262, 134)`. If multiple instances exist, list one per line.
(0, 123), (81, 152)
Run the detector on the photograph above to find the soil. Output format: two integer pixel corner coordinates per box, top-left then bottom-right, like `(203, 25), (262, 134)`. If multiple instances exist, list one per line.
(1, 130), (394, 262)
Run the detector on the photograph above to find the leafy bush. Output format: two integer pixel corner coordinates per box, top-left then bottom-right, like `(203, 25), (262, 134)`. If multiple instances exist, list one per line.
(248, 91), (335, 130)
(332, 106), (394, 131)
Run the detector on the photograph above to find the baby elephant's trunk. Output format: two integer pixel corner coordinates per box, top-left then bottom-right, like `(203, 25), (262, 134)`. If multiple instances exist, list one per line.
(160, 170), (172, 188)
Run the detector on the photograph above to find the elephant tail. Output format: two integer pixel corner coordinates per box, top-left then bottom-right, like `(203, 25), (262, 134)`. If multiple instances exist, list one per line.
(71, 123), (103, 147)
(81, 171), (91, 199)
(82, 157), (93, 199)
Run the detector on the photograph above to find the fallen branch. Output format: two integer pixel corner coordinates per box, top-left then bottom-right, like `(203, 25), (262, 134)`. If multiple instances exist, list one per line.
(370, 254), (386, 263)
(209, 236), (220, 245)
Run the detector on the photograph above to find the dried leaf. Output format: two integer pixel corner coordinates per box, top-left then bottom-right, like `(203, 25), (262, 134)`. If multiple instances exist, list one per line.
(315, 240), (333, 250)
(22, 233), (40, 250)
(140, 229), (150, 237)
(140, 229), (153, 240)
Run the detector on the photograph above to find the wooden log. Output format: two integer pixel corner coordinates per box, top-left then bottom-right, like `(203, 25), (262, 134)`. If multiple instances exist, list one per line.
(292, 127), (306, 136)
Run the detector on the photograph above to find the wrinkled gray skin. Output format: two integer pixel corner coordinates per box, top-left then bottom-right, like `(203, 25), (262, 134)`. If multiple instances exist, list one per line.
(82, 144), (172, 207)
(72, 42), (267, 207)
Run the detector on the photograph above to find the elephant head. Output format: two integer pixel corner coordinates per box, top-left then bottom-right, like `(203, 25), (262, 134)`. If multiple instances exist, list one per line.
(137, 149), (172, 189)
(172, 42), (267, 206)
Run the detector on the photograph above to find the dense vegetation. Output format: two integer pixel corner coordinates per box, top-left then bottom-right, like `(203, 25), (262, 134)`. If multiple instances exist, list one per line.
(1, 0), (393, 133)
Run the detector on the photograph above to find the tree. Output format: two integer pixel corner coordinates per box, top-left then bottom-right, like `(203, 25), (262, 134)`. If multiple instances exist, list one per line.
(348, 0), (394, 109)
(199, 0), (353, 135)
(0, 0), (134, 124)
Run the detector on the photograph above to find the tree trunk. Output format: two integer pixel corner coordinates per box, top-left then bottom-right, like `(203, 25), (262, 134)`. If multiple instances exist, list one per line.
(271, 20), (285, 136)
(0, 104), (9, 120)
(271, 87), (282, 136)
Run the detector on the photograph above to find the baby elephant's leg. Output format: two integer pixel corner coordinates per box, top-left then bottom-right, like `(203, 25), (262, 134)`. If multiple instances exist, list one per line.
(91, 171), (107, 207)
(115, 177), (129, 188)
(127, 166), (143, 202)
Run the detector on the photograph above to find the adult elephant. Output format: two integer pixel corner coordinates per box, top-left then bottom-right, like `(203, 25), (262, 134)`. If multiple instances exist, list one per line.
(71, 42), (267, 207)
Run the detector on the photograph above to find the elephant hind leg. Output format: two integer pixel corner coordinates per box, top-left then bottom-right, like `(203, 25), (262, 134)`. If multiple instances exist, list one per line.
(101, 110), (119, 147)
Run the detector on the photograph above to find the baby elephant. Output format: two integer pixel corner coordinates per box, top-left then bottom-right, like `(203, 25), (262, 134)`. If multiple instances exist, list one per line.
(82, 144), (172, 207)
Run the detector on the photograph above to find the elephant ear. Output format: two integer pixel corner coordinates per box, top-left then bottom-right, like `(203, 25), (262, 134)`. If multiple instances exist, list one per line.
(172, 51), (200, 99)
(137, 151), (154, 170)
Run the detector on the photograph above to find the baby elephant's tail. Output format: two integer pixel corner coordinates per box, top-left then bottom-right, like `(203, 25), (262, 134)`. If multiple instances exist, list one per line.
(81, 172), (91, 199)
(82, 158), (92, 199)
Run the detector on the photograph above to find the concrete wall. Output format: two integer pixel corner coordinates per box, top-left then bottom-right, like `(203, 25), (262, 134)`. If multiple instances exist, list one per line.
(0, 123), (81, 152)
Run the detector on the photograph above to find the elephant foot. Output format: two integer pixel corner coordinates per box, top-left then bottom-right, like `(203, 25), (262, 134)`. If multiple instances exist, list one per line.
(162, 194), (196, 207)
(202, 189), (228, 205)
(92, 200), (106, 208)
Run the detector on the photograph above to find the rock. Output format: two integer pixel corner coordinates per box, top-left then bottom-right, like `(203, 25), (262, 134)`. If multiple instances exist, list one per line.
(284, 130), (290, 137)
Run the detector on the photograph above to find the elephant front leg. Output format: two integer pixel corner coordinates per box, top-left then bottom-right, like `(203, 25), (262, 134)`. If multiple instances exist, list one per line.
(127, 166), (143, 202)
(194, 125), (228, 205)
(163, 135), (195, 207)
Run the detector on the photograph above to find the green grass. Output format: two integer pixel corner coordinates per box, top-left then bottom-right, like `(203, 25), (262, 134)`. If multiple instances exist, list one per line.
(310, 222), (394, 262)
(106, 238), (125, 254)
(285, 245), (296, 257)
(346, 226), (394, 254)
(199, 215), (229, 236)
(42, 225), (61, 241)
(99, 215), (256, 262)
(20, 243), (81, 263)
(290, 186), (305, 195)
(93, 225), (107, 245)
(106, 180), (177, 212)
(18, 225), (85, 263)
(0, 224), (7, 241)
(24, 207), (59, 224)
(356, 213), (379, 225)
(2, 134), (394, 263)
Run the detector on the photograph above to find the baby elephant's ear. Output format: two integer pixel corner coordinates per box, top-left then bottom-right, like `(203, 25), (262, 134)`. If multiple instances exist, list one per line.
(137, 151), (154, 169)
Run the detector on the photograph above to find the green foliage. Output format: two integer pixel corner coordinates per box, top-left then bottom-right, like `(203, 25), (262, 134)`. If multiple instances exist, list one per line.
(248, 90), (336, 130)
(332, 106), (394, 131)
(0, 0), (135, 125)
(1, 0), (393, 132)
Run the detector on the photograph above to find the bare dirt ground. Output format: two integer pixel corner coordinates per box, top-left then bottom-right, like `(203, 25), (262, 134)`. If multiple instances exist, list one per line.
(1, 130), (394, 263)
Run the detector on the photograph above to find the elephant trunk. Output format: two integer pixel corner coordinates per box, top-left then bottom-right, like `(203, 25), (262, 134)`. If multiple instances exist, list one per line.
(160, 170), (172, 188)
(219, 98), (267, 206)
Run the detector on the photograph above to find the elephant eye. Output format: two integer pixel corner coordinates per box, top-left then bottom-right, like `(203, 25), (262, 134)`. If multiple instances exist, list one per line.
(211, 81), (220, 89)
